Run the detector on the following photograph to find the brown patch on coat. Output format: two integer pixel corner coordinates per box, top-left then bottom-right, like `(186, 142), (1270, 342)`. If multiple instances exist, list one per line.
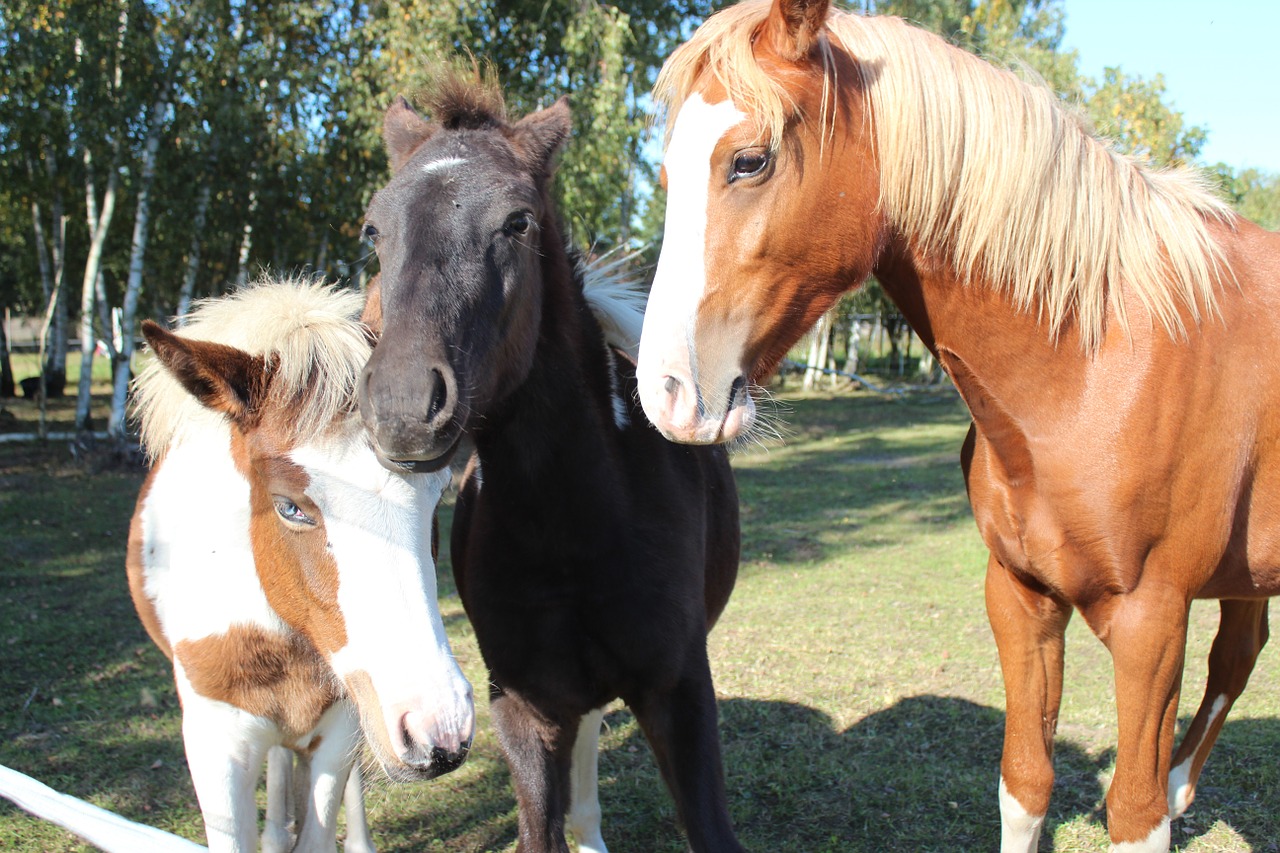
(176, 625), (340, 739)
(236, 427), (350, 657)
(126, 468), (173, 660)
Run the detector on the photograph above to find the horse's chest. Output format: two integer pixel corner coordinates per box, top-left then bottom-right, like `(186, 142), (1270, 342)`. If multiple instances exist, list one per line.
(463, 558), (701, 706)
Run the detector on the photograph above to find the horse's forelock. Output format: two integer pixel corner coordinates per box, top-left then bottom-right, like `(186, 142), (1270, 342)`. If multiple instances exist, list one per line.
(425, 66), (507, 132)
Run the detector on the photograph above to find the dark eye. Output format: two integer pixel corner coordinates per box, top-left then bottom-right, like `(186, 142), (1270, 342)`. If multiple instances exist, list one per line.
(504, 211), (534, 236)
(361, 223), (380, 245)
(729, 149), (770, 182)
(273, 496), (316, 527)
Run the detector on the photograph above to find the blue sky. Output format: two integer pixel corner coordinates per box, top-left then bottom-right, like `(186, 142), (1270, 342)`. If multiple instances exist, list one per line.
(1059, 1), (1280, 173)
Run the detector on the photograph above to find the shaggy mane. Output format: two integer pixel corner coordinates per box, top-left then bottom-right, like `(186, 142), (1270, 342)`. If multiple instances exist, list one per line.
(422, 63), (508, 131)
(579, 252), (648, 360)
(653, 0), (1235, 350)
(132, 276), (370, 461)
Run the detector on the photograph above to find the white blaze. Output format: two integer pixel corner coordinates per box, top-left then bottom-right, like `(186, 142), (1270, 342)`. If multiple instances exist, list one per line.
(637, 94), (747, 410)
(290, 437), (472, 728)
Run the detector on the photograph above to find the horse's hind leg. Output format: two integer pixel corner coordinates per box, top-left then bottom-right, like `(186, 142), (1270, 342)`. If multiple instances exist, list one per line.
(341, 761), (376, 853)
(1168, 598), (1268, 819)
(627, 650), (744, 853)
(566, 707), (608, 853)
(986, 555), (1071, 853)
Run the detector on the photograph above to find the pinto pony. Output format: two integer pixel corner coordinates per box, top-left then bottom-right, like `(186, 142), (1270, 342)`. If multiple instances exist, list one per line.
(128, 278), (474, 853)
(635, 1), (1280, 851)
(356, 72), (743, 853)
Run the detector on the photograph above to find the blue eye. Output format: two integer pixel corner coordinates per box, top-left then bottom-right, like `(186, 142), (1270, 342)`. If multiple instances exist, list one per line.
(272, 496), (316, 526)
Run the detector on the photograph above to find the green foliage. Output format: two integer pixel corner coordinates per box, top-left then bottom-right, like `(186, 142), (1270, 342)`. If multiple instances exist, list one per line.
(1213, 166), (1280, 231)
(1083, 67), (1207, 166)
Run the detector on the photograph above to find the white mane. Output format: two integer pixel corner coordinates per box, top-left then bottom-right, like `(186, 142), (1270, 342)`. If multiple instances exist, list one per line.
(132, 275), (370, 460)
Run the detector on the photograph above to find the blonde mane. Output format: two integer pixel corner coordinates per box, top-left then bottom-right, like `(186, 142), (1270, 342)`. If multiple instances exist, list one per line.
(653, 0), (1235, 349)
(133, 276), (371, 460)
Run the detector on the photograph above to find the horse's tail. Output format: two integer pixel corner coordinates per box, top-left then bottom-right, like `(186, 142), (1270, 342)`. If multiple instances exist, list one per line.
(580, 249), (648, 361)
(0, 764), (206, 852)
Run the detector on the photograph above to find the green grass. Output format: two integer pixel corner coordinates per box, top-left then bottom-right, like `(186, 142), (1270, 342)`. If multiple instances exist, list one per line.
(2, 390), (1278, 851)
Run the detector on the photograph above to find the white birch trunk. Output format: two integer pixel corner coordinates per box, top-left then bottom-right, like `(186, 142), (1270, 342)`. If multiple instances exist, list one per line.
(803, 311), (832, 390)
(74, 146), (121, 431)
(234, 183), (260, 289)
(175, 183), (212, 324)
(108, 82), (171, 441)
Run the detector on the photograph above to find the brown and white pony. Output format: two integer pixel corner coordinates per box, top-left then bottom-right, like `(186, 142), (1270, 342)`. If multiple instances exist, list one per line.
(356, 72), (743, 853)
(128, 278), (474, 853)
(635, 1), (1280, 851)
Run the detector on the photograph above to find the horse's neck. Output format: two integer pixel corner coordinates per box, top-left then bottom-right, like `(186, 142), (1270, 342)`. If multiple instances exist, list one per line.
(140, 430), (283, 642)
(474, 276), (618, 487)
(876, 248), (1092, 469)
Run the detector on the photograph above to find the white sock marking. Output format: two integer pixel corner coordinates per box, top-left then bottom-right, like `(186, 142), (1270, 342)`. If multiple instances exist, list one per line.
(1168, 693), (1228, 818)
(999, 776), (1045, 853)
(1110, 816), (1170, 852)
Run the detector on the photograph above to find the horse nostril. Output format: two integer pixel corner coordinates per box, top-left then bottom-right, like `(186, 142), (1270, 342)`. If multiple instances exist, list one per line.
(728, 375), (747, 404)
(428, 743), (470, 778)
(663, 375), (681, 395)
(426, 368), (448, 424)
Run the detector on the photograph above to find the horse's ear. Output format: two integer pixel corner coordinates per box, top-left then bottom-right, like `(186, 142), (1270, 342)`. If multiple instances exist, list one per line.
(383, 96), (437, 173)
(510, 97), (571, 176)
(142, 320), (270, 426)
(760, 0), (831, 62)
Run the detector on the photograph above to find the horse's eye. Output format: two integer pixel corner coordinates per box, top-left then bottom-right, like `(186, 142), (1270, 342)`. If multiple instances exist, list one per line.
(505, 211), (534, 236)
(729, 149), (770, 182)
(361, 223), (380, 245)
(273, 496), (316, 527)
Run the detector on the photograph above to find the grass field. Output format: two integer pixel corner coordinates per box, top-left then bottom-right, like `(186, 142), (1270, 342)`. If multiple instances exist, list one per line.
(2, 353), (118, 436)
(2, 389), (1278, 851)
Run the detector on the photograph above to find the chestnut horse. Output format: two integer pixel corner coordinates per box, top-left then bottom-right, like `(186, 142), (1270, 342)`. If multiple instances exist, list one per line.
(357, 72), (743, 853)
(129, 278), (474, 853)
(636, 1), (1280, 851)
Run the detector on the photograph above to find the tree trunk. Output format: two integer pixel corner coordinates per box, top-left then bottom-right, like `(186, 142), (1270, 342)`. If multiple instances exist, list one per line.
(108, 78), (172, 442)
(846, 318), (861, 375)
(28, 150), (68, 399)
(1, 310), (15, 399)
(234, 183), (259, 289)
(803, 311), (832, 390)
(74, 146), (121, 432)
(175, 183), (212, 324)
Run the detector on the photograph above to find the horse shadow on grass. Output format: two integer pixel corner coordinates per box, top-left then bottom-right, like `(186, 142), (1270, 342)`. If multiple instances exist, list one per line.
(560, 694), (1280, 853)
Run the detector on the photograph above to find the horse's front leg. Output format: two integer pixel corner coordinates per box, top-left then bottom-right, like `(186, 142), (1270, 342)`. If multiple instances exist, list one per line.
(179, 690), (276, 853)
(566, 707), (609, 853)
(293, 701), (363, 853)
(627, 649), (744, 853)
(489, 684), (573, 853)
(1102, 589), (1189, 852)
(263, 746), (294, 853)
(1166, 598), (1268, 821)
(986, 555), (1072, 853)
